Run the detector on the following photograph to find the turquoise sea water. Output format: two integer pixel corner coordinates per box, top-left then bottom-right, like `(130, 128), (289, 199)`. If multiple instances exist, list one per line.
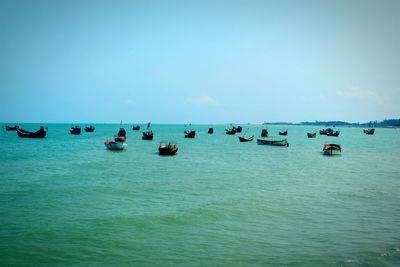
(1, 124), (400, 266)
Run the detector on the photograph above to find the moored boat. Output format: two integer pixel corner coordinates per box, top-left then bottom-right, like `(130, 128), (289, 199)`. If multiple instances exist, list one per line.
(236, 126), (243, 133)
(184, 130), (196, 138)
(239, 135), (254, 142)
(5, 125), (18, 131)
(307, 132), (317, 138)
(208, 128), (214, 134)
(279, 130), (288, 136)
(322, 143), (341, 156)
(158, 141), (178, 155)
(84, 125), (95, 132)
(226, 124), (237, 135)
(142, 122), (153, 140)
(326, 130), (340, 137)
(257, 137), (288, 147)
(132, 125), (140, 131)
(363, 128), (375, 135)
(70, 126), (81, 135)
(16, 126), (47, 138)
(104, 128), (127, 150)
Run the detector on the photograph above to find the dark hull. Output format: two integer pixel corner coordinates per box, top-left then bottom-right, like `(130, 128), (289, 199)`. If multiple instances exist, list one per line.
(159, 147), (178, 155)
(226, 130), (236, 135)
(184, 131), (196, 138)
(261, 129), (268, 137)
(84, 126), (95, 132)
(307, 132), (317, 138)
(70, 128), (81, 135)
(364, 129), (375, 135)
(142, 132), (153, 140)
(5, 126), (18, 131)
(239, 136), (254, 142)
(257, 138), (288, 146)
(17, 128), (47, 138)
(208, 128), (214, 134)
(236, 126), (243, 133)
(279, 131), (287, 136)
(326, 131), (340, 137)
(132, 126), (140, 130)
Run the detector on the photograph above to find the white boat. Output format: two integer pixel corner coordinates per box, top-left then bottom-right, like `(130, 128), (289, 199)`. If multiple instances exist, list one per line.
(257, 137), (288, 146)
(322, 144), (341, 155)
(104, 139), (127, 150)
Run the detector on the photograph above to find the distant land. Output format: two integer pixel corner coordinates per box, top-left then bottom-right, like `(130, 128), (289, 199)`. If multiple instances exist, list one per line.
(263, 119), (400, 128)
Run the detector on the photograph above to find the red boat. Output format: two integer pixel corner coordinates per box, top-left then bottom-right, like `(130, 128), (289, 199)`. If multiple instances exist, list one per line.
(322, 144), (341, 156)
(159, 142), (178, 155)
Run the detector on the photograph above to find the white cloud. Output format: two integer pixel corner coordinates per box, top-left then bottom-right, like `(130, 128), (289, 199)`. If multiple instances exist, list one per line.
(187, 95), (218, 107)
(337, 87), (388, 105)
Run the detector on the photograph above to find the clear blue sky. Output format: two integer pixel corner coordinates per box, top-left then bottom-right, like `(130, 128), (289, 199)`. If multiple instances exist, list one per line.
(0, 0), (399, 123)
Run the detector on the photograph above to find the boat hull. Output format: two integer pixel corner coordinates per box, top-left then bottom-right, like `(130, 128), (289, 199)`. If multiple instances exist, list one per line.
(323, 149), (341, 156)
(159, 146), (178, 155)
(104, 141), (126, 150)
(239, 136), (254, 142)
(17, 128), (47, 138)
(257, 138), (288, 146)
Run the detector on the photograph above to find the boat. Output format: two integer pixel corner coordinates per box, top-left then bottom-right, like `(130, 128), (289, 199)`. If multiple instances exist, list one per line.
(236, 126), (243, 133)
(320, 128), (333, 135)
(184, 130), (196, 138)
(208, 128), (214, 134)
(326, 130), (340, 137)
(307, 132), (317, 138)
(225, 124), (237, 135)
(84, 125), (95, 132)
(322, 144), (341, 156)
(132, 125), (140, 131)
(70, 125), (81, 135)
(5, 125), (18, 131)
(239, 135), (254, 142)
(261, 129), (268, 137)
(104, 128), (127, 150)
(363, 128), (375, 135)
(257, 137), (288, 147)
(16, 126), (47, 138)
(279, 130), (288, 136)
(158, 141), (178, 155)
(142, 122), (153, 140)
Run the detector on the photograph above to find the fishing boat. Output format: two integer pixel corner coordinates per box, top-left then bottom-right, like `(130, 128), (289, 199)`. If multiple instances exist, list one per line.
(132, 125), (140, 131)
(236, 126), (243, 133)
(279, 130), (288, 136)
(257, 137), (288, 147)
(142, 122), (153, 140)
(184, 130), (196, 138)
(226, 124), (237, 135)
(84, 125), (95, 132)
(16, 126), (47, 138)
(326, 130), (340, 137)
(239, 135), (254, 142)
(70, 125), (81, 135)
(261, 129), (268, 137)
(158, 141), (178, 155)
(363, 128), (375, 135)
(5, 125), (18, 131)
(208, 128), (214, 134)
(322, 144), (341, 156)
(104, 128), (127, 150)
(307, 132), (317, 138)
(320, 128), (333, 135)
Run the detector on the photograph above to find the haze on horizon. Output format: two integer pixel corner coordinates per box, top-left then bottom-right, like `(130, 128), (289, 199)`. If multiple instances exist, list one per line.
(0, 0), (399, 124)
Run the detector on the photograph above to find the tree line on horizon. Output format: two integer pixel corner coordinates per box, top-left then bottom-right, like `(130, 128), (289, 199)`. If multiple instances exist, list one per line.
(263, 119), (400, 127)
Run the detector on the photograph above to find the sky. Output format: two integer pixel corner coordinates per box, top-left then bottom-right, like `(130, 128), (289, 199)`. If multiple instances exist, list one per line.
(0, 0), (399, 123)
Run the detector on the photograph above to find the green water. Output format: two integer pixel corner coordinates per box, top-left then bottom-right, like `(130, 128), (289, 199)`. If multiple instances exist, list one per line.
(1, 124), (400, 266)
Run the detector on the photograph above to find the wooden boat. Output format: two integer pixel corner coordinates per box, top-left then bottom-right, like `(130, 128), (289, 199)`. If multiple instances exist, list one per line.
(239, 135), (254, 142)
(104, 128), (127, 150)
(326, 130), (340, 137)
(236, 126), (243, 133)
(158, 141), (178, 155)
(320, 128), (333, 135)
(363, 128), (375, 135)
(184, 130), (196, 138)
(307, 132), (317, 138)
(84, 126), (95, 132)
(257, 137), (288, 147)
(132, 125), (140, 131)
(322, 144), (341, 156)
(279, 130), (288, 136)
(16, 126), (47, 138)
(142, 122), (153, 140)
(70, 126), (81, 135)
(261, 129), (268, 137)
(225, 124), (237, 135)
(208, 128), (214, 134)
(5, 125), (18, 131)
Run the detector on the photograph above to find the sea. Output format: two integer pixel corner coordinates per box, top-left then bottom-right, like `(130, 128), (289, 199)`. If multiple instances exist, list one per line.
(1, 123), (400, 266)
